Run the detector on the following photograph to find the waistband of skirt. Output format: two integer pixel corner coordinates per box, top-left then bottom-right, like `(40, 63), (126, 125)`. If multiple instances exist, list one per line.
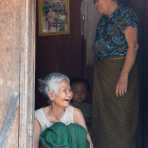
(99, 56), (125, 61)
(109, 56), (125, 60)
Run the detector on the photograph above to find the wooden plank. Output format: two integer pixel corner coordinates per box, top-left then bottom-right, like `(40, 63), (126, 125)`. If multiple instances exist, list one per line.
(0, 0), (35, 147)
(0, 1), (20, 147)
(18, 0), (35, 147)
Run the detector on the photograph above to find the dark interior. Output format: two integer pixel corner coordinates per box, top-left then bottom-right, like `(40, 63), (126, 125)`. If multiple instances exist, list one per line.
(35, 0), (148, 147)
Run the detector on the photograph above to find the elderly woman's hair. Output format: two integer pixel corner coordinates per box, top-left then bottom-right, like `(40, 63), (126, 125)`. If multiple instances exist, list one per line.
(38, 73), (70, 97)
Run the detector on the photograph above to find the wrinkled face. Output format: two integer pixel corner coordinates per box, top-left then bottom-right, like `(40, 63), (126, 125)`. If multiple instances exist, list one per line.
(52, 80), (73, 108)
(95, 0), (111, 15)
(72, 83), (87, 103)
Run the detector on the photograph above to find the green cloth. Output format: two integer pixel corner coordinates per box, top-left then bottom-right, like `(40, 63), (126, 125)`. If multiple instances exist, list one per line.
(39, 122), (89, 148)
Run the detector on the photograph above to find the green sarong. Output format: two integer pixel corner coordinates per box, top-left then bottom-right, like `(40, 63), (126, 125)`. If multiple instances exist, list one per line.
(93, 58), (139, 148)
(39, 122), (89, 148)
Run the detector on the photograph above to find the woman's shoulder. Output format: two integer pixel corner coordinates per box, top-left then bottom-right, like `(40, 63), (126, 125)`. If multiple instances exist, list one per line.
(71, 106), (84, 118)
(69, 105), (81, 113)
(35, 106), (52, 131)
(35, 106), (48, 114)
(35, 106), (50, 123)
(115, 5), (138, 30)
(65, 105), (83, 119)
(72, 106), (87, 129)
(119, 5), (138, 19)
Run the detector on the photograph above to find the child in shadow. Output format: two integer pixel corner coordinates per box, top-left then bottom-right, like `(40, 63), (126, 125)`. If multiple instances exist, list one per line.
(71, 78), (92, 128)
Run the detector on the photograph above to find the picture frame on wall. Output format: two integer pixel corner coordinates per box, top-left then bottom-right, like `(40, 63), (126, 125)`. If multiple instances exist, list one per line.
(38, 0), (70, 36)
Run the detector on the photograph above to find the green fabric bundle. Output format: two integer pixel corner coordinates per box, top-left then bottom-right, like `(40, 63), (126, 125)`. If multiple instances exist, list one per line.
(39, 122), (89, 148)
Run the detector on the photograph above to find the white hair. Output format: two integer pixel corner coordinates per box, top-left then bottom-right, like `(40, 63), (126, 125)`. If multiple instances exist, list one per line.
(39, 73), (70, 97)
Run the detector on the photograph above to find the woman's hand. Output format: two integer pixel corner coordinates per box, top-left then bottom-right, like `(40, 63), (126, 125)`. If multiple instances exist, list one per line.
(115, 26), (138, 97)
(115, 73), (128, 97)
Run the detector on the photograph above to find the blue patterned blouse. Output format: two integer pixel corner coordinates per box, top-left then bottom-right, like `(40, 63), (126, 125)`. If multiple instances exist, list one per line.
(94, 5), (138, 60)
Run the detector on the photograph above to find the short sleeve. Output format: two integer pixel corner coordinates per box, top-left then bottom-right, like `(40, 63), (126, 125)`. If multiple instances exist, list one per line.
(118, 7), (138, 31)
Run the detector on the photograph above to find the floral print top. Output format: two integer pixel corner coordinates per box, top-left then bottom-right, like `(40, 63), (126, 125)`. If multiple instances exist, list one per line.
(94, 5), (138, 60)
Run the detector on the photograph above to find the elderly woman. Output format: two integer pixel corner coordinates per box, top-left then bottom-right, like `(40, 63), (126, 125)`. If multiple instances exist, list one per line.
(34, 73), (93, 148)
(92, 0), (139, 148)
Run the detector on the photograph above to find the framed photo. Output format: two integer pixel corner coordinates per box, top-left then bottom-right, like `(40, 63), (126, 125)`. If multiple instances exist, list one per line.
(38, 0), (70, 36)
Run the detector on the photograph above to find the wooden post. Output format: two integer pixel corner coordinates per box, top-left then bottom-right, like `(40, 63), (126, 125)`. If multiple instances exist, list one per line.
(0, 0), (35, 147)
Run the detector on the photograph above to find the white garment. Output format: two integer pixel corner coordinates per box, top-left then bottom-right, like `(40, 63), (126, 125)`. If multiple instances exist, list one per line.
(35, 105), (74, 132)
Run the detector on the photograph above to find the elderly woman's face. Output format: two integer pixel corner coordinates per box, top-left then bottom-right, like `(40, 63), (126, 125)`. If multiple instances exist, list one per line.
(95, 0), (111, 14)
(52, 80), (73, 108)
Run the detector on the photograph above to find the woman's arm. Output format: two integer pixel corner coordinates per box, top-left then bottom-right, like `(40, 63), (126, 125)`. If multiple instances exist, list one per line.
(34, 119), (41, 148)
(115, 26), (138, 97)
(74, 108), (94, 148)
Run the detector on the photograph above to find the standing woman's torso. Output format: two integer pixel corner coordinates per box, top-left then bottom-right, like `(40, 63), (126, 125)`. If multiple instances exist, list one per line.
(94, 5), (138, 60)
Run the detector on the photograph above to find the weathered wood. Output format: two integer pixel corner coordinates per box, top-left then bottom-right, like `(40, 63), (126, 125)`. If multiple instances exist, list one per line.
(18, 0), (36, 147)
(0, 0), (35, 147)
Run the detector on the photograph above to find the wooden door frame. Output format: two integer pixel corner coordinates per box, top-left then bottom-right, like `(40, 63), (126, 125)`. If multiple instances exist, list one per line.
(18, 0), (36, 147)
(0, 0), (36, 147)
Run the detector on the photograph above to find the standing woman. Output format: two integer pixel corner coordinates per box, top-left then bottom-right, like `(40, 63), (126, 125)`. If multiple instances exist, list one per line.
(92, 0), (139, 148)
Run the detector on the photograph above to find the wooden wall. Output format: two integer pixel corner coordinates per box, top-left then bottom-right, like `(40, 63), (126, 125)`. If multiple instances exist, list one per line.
(36, 0), (83, 78)
(0, 0), (35, 147)
(35, 0), (84, 108)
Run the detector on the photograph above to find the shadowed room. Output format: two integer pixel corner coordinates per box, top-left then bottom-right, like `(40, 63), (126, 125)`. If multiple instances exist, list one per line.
(35, 0), (148, 148)
(0, 0), (148, 147)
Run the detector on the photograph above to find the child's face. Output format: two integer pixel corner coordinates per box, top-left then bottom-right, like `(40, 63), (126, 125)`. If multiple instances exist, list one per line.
(52, 80), (73, 108)
(72, 83), (87, 103)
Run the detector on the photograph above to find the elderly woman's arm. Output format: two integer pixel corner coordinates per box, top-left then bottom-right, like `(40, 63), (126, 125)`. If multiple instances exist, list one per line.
(74, 108), (94, 148)
(115, 26), (138, 97)
(34, 119), (41, 148)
